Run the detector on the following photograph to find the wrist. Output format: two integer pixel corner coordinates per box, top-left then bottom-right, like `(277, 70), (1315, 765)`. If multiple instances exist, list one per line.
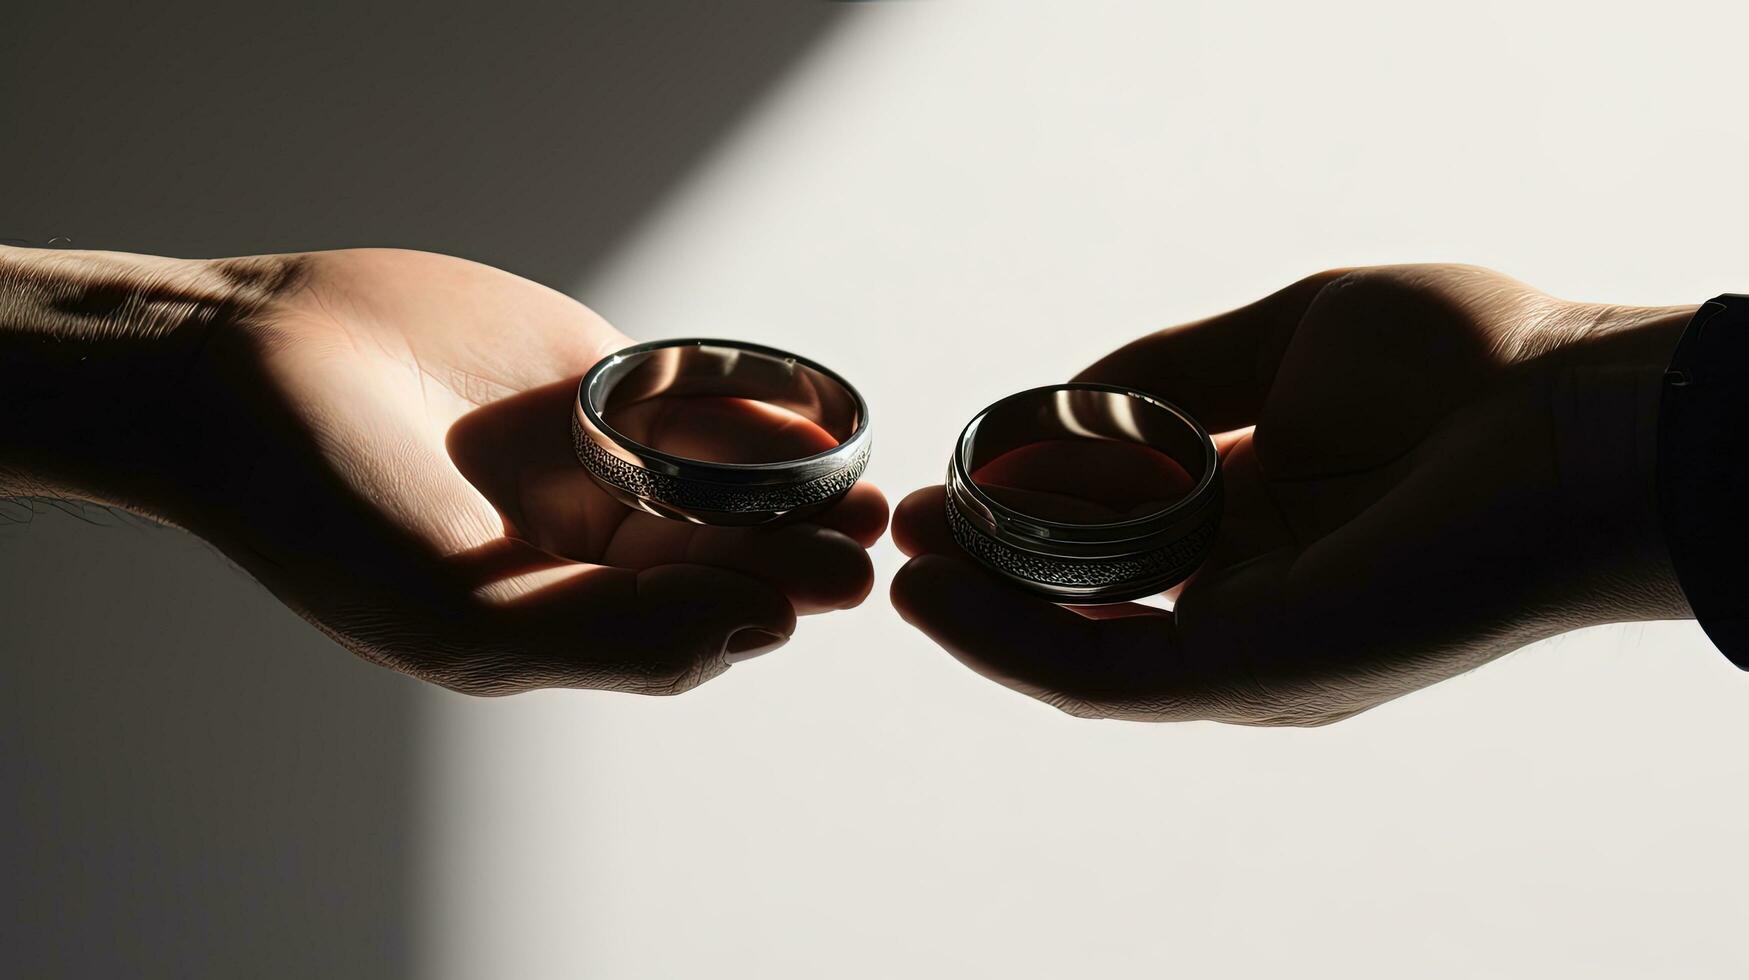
(1545, 301), (1694, 624)
(0, 245), (298, 519)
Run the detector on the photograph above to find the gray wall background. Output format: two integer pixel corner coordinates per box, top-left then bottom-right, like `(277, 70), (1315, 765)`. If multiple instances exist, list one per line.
(1, 3), (843, 976)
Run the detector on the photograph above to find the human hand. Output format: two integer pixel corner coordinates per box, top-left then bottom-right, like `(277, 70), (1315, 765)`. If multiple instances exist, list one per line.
(892, 266), (1692, 725)
(0, 247), (885, 695)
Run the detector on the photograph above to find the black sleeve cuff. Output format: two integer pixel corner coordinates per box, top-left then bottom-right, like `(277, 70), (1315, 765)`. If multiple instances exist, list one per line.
(1658, 295), (1749, 669)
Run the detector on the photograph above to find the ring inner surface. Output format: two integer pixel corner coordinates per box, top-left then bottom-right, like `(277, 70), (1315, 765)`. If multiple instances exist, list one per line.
(595, 344), (861, 465)
(963, 388), (1207, 526)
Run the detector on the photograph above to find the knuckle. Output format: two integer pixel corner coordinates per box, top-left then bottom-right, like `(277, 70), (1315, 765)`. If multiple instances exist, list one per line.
(640, 669), (705, 698)
(1312, 263), (1522, 320)
(332, 626), (529, 697)
(1316, 267), (1410, 305)
(617, 651), (717, 697)
(1038, 690), (1111, 720)
(1224, 685), (1375, 727)
(1240, 708), (1362, 728)
(432, 648), (542, 696)
(436, 667), (531, 698)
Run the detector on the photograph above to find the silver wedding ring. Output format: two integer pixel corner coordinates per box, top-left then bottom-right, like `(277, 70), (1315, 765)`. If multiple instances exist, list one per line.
(945, 383), (1222, 603)
(574, 339), (871, 526)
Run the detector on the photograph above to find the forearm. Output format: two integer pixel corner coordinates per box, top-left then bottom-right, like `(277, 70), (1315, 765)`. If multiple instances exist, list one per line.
(0, 246), (285, 514)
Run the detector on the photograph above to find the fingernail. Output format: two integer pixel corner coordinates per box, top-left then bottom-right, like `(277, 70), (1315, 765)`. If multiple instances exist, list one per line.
(724, 628), (789, 664)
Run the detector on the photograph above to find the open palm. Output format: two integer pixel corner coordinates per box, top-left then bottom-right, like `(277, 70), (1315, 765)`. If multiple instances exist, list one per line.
(178, 248), (885, 695)
(892, 266), (1688, 724)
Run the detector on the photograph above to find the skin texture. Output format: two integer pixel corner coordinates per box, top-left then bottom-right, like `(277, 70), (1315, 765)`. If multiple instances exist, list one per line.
(0, 246), (887, 695)
(892, 265), (1694, 726)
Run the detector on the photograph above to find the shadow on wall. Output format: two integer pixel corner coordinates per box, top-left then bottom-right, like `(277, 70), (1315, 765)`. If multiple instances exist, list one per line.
(0, 3), (846, 976)
(0, 1), (846, 285)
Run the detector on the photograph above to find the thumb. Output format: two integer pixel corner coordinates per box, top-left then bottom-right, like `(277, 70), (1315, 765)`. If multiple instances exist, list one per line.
(890, 553), (1196, 719)
(632, 563), (800, 676)
(493, 562), (797, 695)
(1075, 269), (1347, 432)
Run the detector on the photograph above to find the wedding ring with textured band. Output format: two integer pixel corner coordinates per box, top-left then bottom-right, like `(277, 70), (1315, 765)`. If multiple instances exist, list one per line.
(945, 383), (1222, 604)
(574, 339), (871, 526)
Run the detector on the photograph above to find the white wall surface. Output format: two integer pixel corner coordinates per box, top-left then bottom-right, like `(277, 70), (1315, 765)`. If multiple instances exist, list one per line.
(425, 3), (1749, 977)
(8, 2), (1749, 978)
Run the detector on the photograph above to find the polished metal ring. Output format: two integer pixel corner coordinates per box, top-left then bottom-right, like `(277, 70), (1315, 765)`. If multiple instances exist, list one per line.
(574, 338), (871, 526)
(945, 383), (1222, 603)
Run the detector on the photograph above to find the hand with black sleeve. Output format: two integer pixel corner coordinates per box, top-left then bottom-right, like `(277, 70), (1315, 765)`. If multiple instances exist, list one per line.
(891, 266), (1701, 725)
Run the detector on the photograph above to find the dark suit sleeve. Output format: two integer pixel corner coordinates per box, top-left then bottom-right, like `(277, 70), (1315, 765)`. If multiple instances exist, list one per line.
(1659, 295), (1749, 667)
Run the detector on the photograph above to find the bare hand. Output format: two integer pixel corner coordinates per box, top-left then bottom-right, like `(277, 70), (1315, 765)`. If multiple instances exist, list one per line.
(2, 247), (886, 695)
